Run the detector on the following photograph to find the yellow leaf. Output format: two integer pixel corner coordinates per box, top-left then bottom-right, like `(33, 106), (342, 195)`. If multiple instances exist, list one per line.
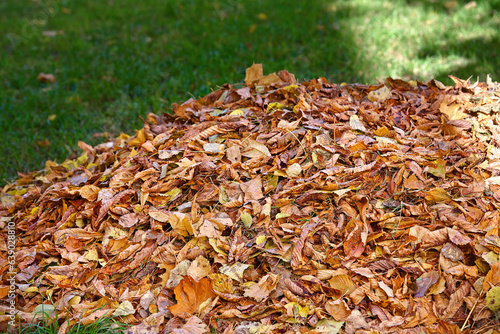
(316, 319), (344, 333)
(427, 276), (446, 295)
(486, 286), (500, 312)
(425, 188), (451, 204)
(267, 102), (284, 113)
(7, 188), (28, 196)
(113, 300), (135, 316)
(209, 273), (234, 293)
(129, 148), (138, 157)
(149, 304), (158, 314)
(128, 128), (146, 147)
(105, 224), (128, 239)
(84, 247), (99, 261)
(298, 304), (309, 318)
(283, 84), (298, 93)
(256, 235), (267, 244)
(328, 275), (356, 295)
(118, 133), (130, 140)
(240, 212), (253, 227)
(24, 287), (39, 294)
(76, 152), (88, 165)
(149, 210), (194, 236)
(229, 109), (244, 116)
(367, 86), (391, 102)
(209, 238), (227, 256)
(374, 126), (389, 136)
(165, 188), (182, 201)
(428, 159), (446, 179)
(273, 170), (287, 177)
(68, 296), (81, 306)
(220, 262), (250, 282)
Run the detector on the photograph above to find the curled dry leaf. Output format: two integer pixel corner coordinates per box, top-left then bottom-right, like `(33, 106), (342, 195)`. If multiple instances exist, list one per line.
(37, 72), (56, 83)
(244, 273), (279, 302)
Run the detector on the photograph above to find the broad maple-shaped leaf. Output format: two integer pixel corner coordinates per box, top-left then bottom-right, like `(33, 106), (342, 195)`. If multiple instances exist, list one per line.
(169, 276), (215, 318)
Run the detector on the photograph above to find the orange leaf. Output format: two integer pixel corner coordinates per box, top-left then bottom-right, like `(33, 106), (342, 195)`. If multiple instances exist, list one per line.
(169, 276), (215, 318)
(403, 174), (424, 189)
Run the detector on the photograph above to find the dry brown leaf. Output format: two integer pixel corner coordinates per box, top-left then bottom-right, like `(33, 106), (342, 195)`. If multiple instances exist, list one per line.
(171, 316), (207, 334)
(243, 273), (279, 302)
(325, 298), (351, 321)
(37, 72), (56, 83)
(244, 63), (282, 87)
(187, 256), (212, 282)
(3, 67), (500, 333)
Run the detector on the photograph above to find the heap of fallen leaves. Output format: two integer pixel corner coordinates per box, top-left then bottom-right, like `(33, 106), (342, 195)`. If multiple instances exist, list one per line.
(2, 64), (500, 334)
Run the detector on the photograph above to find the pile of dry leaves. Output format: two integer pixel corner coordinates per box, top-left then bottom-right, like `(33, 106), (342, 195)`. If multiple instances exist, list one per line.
(1, 64), (500, 334)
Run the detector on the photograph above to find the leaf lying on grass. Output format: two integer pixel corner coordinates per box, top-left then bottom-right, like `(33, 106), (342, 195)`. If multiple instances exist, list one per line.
(2, 66), (500, 333)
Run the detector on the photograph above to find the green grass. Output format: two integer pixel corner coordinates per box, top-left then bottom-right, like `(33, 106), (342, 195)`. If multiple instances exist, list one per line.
(14, 316), (127, 334)
(6, 307), (128, 334)
(1, 0), (500, 185)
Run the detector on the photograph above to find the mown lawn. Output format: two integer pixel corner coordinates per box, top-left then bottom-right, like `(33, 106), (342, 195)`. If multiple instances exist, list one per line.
(0, 0), (499, 185)
(2, 1), (500, 332)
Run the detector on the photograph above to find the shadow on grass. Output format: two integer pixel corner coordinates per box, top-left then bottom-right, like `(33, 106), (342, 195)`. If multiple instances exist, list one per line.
(409, 0), (500, 83)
